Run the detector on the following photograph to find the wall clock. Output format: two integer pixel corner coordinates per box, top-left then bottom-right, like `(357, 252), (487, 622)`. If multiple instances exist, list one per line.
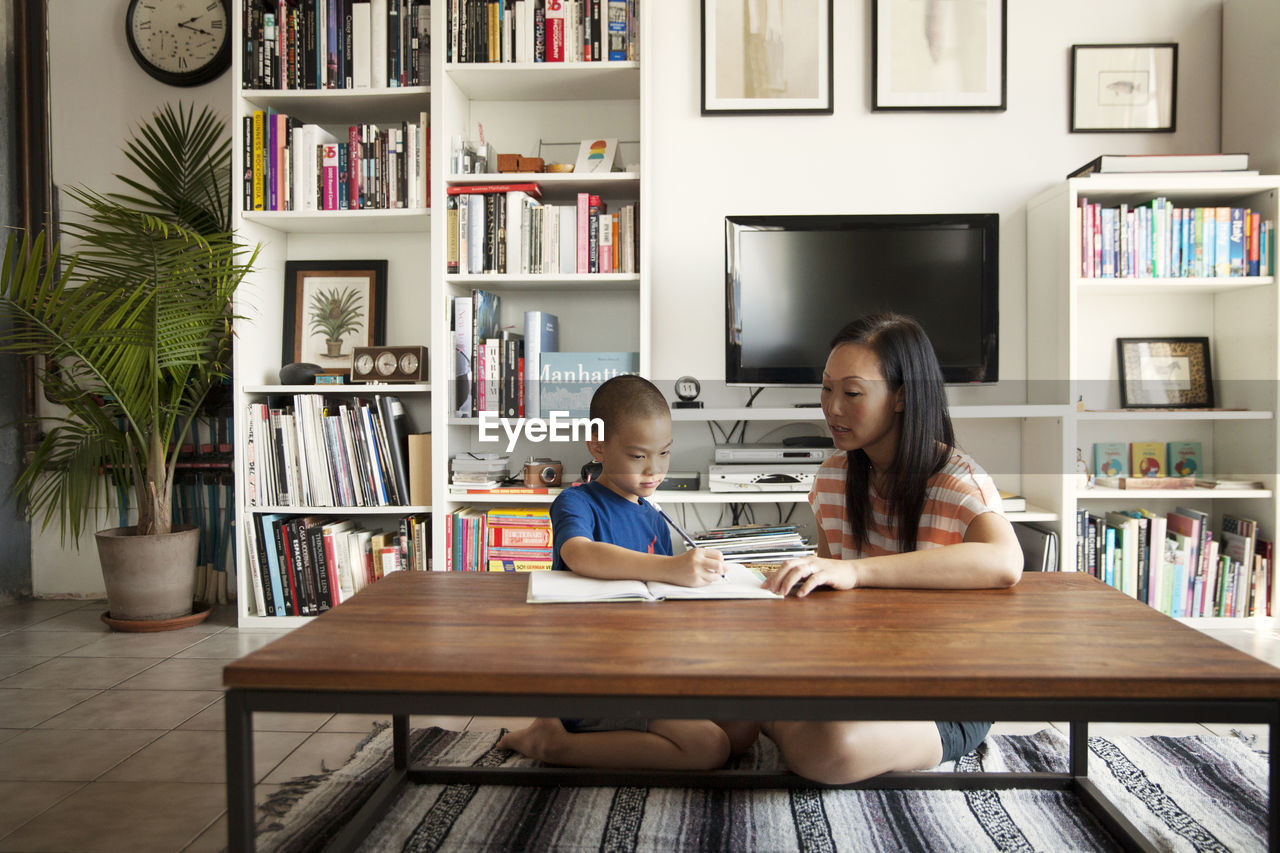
(125, 0), (231, 87)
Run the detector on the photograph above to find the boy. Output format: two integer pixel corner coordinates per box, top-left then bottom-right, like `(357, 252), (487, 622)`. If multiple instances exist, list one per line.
(497, 375), (734, 770)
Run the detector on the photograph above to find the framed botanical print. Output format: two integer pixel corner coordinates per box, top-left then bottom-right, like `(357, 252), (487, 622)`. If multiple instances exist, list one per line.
(282, 260), (387, 368)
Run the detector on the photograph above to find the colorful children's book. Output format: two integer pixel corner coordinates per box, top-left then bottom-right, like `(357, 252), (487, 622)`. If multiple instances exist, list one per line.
(1093, 442), (1128, 478)
(1166, 440), (1202, 477)
(1130, 441), (1166, 477)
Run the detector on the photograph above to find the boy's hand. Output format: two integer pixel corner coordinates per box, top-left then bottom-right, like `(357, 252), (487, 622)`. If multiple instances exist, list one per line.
(764, 557), (857, 597)
(668, 548), (726, 587)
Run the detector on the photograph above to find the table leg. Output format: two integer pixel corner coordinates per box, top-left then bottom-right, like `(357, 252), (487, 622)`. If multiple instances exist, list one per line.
(393, 714), (410, 770)
(225, 690), (255, 853)
(1271, 713), (1277, 853)
(1070, 720), (1089, 777)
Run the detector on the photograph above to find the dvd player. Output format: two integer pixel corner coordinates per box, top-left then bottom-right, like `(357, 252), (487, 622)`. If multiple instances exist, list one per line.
(714, 444), (835, 463)
(708, 463), (821, 492)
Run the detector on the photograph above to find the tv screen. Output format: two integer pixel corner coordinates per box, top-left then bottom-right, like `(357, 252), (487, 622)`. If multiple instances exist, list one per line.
(725, 214), (999, 385)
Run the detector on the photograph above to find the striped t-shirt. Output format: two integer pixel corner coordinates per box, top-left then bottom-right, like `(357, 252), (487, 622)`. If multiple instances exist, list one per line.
(809, 448), (1003, 558)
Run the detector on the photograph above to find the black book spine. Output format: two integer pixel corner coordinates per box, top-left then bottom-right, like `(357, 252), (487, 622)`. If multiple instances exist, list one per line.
(307, 522), (333, 610)
(534, 0), (545, 62)
(485, 193), (498, 273)
(302, 0), (316, 88)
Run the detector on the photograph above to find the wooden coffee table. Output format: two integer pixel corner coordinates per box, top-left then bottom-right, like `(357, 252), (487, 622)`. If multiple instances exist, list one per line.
(223, 571), (1280, 852)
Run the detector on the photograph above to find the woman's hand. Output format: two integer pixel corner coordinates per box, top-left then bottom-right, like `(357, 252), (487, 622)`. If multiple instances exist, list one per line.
(764, 556), (857, 597)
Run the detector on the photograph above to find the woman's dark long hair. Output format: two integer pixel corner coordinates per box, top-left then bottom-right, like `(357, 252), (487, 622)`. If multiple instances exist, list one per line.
(831, 313), (955, 553)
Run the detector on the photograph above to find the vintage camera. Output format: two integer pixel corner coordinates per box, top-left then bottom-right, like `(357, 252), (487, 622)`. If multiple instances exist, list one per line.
(524, 458), (563, 487)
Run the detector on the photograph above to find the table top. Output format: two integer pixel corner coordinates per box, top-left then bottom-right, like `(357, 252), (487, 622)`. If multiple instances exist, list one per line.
(223, 572), (1280, 701)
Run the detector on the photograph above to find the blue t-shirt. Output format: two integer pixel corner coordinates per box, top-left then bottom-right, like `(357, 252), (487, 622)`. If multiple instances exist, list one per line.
(550, 481), (673, 571)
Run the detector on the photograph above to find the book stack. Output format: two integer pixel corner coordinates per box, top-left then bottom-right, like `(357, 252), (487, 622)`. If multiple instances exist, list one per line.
(1076, 196), (1272, 279)
(691, 524), (814, 567)
(448, 0), (639, 63)
(245, 111), (430, 212)
(485, 507), (554, 571)
(445, 185), (639, 276)
(450, 452), (510, 490)
(243, 0), (430, 90)
(244, 394), (411, 508)
(1073, 507), (1273, 618)
(245, 512), (430, 616)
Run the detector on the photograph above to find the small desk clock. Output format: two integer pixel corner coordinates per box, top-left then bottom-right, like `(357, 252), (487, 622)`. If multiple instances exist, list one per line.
(672, 375), (703, 408)
(350, 346), (428, 383)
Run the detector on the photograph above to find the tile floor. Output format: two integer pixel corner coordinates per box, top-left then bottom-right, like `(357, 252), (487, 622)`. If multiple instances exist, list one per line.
(0, 597), (1274, 852)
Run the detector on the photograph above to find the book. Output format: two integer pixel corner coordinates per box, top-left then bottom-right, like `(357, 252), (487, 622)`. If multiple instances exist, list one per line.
(1093, 442), (1128, 478)
(1068, 153), (1250, 178)
(1166, 441), (1202, 477)
(538, 351), (639, 417)
(526, 562), (783, 603)
(1013, 523), (1058, 572)
(522, 310), (559, 418)
(1194, 477), (1264, 490)
(376, 395), (412, 504)
(1130, 442), (1166, 478)
(998, 491), (1026, 513)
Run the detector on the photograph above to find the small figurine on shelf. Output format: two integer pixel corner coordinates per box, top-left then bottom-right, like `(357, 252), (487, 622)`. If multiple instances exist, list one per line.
(1074, 447), (1091, 488)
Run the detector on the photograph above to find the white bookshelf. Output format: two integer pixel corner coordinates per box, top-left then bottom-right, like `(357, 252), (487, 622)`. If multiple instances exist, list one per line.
(229, 6), (434, 625)
(431, 3), (651, 572)
(1026, 174), (1280, 620)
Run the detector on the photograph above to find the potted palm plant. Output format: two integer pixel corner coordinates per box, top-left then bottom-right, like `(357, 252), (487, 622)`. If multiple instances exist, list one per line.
(0, 104), (257, 628)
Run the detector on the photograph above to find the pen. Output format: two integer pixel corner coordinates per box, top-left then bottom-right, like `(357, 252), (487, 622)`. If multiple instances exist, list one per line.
(656, 507), (697, 549)
(657, 507), (725, 579)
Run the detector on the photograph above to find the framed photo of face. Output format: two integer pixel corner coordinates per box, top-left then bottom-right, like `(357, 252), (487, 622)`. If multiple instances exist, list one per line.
(282, 260), (387, 368)
(1071, 43), (1177, 132)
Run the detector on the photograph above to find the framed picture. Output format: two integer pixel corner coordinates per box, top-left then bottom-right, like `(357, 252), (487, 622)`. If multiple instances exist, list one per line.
(872, 0), (1006, 111)
(700, 0), (833, 115)
(1117, 337), (1213, 409)
(1070, 43), (1177, 132)
(282, 260), (387, 368)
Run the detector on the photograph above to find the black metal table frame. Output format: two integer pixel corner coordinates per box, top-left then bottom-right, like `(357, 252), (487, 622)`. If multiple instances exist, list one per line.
(225, 690), (1278, 852)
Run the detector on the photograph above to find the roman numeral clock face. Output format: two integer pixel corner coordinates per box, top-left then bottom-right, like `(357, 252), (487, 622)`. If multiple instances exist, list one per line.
(126, 0), (231, 87)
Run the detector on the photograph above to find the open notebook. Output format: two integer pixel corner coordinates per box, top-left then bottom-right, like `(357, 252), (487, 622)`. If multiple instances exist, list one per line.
(526, 562), (783, 603)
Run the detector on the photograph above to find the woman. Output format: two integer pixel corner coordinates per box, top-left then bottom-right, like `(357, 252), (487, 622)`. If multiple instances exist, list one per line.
(760, 312), (1023, 784)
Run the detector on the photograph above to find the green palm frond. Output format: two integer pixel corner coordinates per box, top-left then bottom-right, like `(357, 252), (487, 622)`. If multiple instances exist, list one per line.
(107, 102), (231, 235)
(0, 103), (258, 542)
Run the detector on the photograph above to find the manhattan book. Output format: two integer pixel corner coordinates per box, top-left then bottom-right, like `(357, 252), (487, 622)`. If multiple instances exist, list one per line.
(526, 562), (783, 603)
(538, 351), (639, 417)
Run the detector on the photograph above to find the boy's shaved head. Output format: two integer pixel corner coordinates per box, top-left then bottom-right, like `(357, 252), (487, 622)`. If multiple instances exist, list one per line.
(589, 375), (670, 437)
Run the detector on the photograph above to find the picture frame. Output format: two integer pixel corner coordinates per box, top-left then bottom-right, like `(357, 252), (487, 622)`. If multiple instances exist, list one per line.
(1116, 337), (1213, 409)
(282, 260), (387, 368)
(700, 0), (833, 116)
(1070, 43), (1177, 133)
(872, 0), (1006, 111)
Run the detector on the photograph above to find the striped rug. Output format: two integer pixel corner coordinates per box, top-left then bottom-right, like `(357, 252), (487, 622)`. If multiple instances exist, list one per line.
(253, 727), (1267, 852)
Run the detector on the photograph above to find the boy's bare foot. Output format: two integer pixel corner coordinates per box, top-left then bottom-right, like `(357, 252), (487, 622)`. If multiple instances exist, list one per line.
(496, 717), (567, 762)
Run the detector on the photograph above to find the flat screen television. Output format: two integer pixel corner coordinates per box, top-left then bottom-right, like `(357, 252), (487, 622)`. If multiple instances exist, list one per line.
(725, 213), (999, 385)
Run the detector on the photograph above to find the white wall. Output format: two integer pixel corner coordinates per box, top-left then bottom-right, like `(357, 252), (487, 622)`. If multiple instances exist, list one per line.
(34, 0), (1226, 594)
(648, 0), (1224, 404)
(36, 0), (231, 596)
(1222, 0), (1280, 173)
